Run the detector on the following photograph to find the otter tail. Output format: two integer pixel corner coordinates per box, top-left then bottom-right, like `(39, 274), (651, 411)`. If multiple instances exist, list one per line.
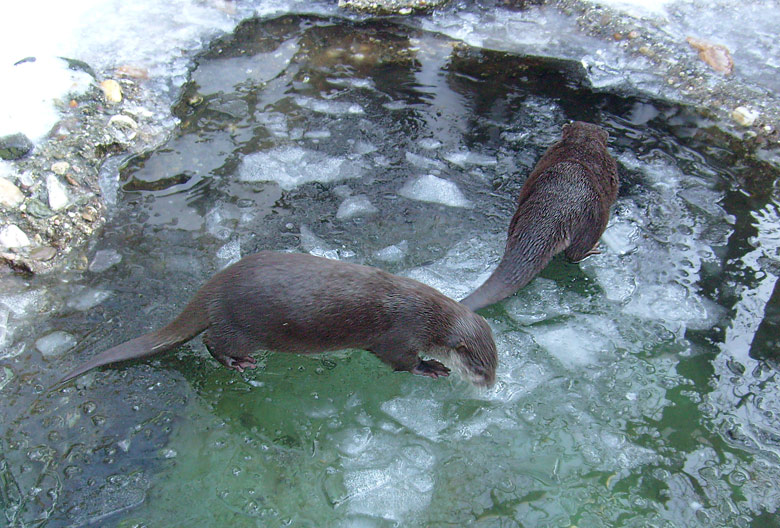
(461, 210), (569, 311)
(59, 294), (210, 384)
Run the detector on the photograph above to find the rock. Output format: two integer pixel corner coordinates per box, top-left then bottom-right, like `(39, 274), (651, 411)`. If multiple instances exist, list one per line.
(0, 133), (33, 160)
(338, 0), (449, 14)
(25, 198), (54, 218)
(51, 161), (70, 175)
(0, 177), (24, 208)
(686, 37), (733, 75)
(732, 106), (759, 127)
(0, 224), (31, 248)
(107, 114), (138, 141)
(30, 246), (57, 261)
(100, 79), (123, 103)
(46, 174), (69, 211)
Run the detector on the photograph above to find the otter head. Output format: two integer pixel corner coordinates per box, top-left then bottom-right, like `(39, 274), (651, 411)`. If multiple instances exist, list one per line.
(562, 121), (609, 146)
(446, 311), (498, 387)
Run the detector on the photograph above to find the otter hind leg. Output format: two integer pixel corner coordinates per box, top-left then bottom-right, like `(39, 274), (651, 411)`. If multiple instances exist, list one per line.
(566, 240), (601, 262)
(202, 328), (258, 373)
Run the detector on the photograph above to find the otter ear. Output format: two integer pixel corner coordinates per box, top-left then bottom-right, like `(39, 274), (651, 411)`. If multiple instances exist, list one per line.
(455, 342), (469, 355)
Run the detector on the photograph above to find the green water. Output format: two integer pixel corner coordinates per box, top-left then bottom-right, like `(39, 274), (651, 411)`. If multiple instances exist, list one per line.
(2, 15), (780, 527)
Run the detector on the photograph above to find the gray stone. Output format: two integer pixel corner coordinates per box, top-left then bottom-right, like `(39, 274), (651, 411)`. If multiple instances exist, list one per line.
(0, 177), (24, 207)
(46, 174), (69, 211)
(0, 224), (31, 248)
(0, 133), (33, 160)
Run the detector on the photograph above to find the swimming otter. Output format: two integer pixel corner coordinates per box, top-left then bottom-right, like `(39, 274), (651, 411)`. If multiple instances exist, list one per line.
(61, 251), (497, 386)
(461, 121), (618, 311)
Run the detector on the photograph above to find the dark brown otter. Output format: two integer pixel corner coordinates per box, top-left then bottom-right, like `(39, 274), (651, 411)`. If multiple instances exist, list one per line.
(461, 121), (619, 311)
(61, 251), (497, 386)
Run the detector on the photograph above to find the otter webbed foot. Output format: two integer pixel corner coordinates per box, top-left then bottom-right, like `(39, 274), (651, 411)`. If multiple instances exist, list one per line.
(412, 359), (451, 379)
(213, 353), (257, 372)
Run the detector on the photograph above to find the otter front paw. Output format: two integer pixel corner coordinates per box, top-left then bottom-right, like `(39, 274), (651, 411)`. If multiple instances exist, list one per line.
(412, 359), (451, 379)
(219, 355), (257, 373)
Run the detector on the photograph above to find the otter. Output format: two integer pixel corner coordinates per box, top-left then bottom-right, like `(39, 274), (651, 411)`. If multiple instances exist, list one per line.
(461, 121), (619, 311)
(61, 251), (497, 386)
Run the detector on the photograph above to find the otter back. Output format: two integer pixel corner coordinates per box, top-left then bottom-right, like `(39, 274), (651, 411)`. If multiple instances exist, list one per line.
(461, 121), (618, 311)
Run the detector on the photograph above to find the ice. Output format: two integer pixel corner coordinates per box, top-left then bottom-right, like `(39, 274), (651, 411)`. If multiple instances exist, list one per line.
(294, 96), (364, 116)
(0, 290), (45, 317)
(503, 279), (575, 325)
(299, 224), (341, 260)
(600, 218), (639, 256)
(336, 195), (378, 220)
(89, 249), (123, 273)
(66, 288), (112, 311)
(342, 442), (436, 521)
(583, 259), (637, 303)
(192, 39), (298, 96)
(0, 57), (92, 141)
(373, 241), (408, 263)
(398, 174), (472, 208)
(442, 150), (497, 168)
(303, 129), (331, 140)
(326, 77), (374, 90)
(528, 315), (619, 369)
(239, 146), (361, 190)
(35, 330), (77, 358)
(380, 397), (447, 441)
(216, 239), (241, 267)
(624, 284), (715, 331)
(404, 152), (445, 170)
(418, 138), (442, 150)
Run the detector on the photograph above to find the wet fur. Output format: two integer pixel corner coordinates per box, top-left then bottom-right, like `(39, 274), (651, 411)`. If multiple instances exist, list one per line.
(461, 122), (619, 311)
(61, 251), (497, 386)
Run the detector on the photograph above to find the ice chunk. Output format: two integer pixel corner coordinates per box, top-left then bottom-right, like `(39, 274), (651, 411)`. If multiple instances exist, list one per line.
(294, 96), (364, 115)
(342, 444), (436, 521)
(442, 150), (497, 167)
(67, 288), (112, 311)
(601, 219), (639, 256)
(418, 138), (442, 150)
(36, 330), (77, 358)
(1, 290), (45, 316)
(216, 240), (241, 267)
(374, 241), (408, 263)
(239, 147), (360, 190)
(624, 284), (714, 330)
(398, 174), (472, 208)
(405, 152), (444, 170)
(337, 195), (378, 220)
(0, 57), (92, 141)
(381, 397), (446, 441)
(528, 315), (619, 369)
(299, 225), (340, 260)
(89, 249), (122, 273)
(303, 129), (331, 139)
(503, 279), (575, 325)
